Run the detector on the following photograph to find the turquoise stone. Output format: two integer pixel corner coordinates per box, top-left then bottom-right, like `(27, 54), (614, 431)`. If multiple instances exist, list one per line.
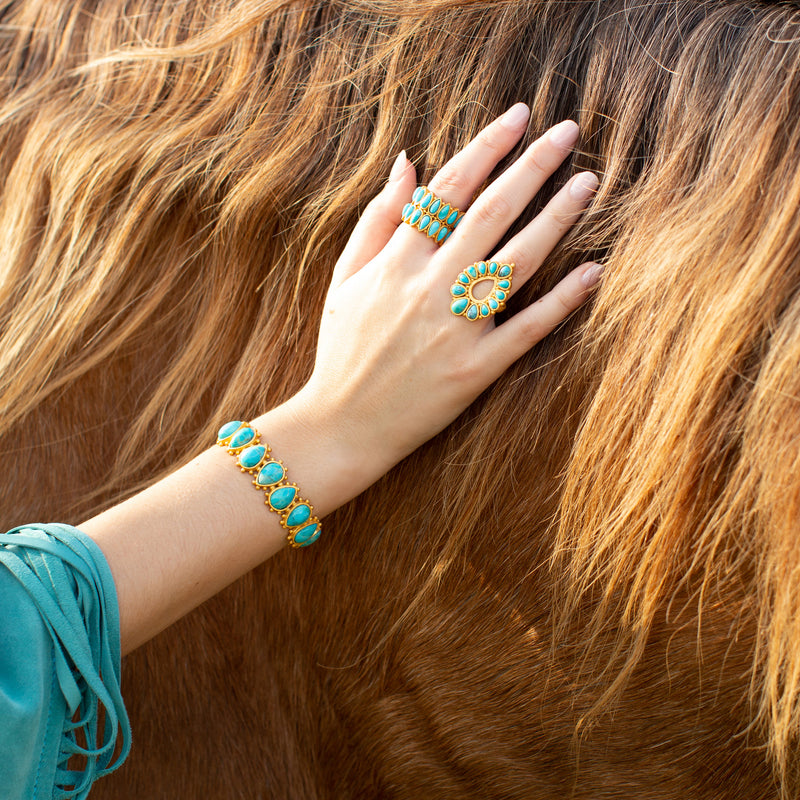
(437, 204), (450, 220)
(229, 427), (255, 449)
(450, 297), (469, 315)
(446, 209), (459, 225)
(412, 186), (424, 202)
(480, 304), (490, 317)
(436, 228), (449, 243)
(489, 297), (499, 310)
(294, 522), (320, 545)
(467, 264), (477, 278)
(286, 504), (311, 528)
(498, 279), (511, 289)
(238, 444), (266, 469)
(427, 220), (441, 237)
(451, 284), (466, 296)
(429, 198), (440, 214)
(498, 264), (512, 277)
(256, 461), (285, 486)
(402, 203), (413, 220)
(217, 420), (242, 442)
(453, 215), (463, 228)
(489, 262), (498, 274)
(478, 262), (486, 275)
(496, 290), (506, 301)
(466, 304), (479, 320)
(299, 530), (321, 547)
(420, 192), (432, 209)
(419, 214), (431, 230)
(458, 273), (469, 284)
(410, 208), (422, 224)
(269, 486), (296, 510)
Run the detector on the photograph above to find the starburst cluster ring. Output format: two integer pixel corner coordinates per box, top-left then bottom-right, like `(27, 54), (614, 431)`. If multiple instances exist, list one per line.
(449, 261), (514, 321)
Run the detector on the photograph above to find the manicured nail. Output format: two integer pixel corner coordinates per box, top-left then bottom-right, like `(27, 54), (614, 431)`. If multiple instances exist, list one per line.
(549, 119), (579, 148)
(570, 171), (599, 201)
(581, 262), (605, 288)
(390, 150), (407, 181)
(500, 102), (530, 129)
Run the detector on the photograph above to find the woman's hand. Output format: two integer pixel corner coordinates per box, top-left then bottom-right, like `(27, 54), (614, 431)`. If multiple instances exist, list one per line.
(290, 102), (601, 478)
(83, 102), (601, 654)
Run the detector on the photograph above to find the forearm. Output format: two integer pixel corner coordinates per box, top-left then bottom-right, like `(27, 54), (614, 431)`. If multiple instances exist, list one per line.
(80, 392), (382, 656)
(79, 107), (600, 658)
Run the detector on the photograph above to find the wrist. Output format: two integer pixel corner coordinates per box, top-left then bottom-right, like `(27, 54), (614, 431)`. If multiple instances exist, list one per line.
(251, 387), (392, 519)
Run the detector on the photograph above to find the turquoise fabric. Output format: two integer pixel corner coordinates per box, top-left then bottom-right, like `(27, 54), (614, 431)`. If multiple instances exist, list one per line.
(0, 523), (131, 799)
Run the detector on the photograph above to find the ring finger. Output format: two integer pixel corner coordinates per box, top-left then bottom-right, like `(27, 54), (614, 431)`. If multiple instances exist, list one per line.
(491, 170), (599, 300)
(394, 102), (533, 253)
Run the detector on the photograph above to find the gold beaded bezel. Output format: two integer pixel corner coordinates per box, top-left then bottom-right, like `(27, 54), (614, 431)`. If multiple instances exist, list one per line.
(217, 420), (322, 548)
(287, 516), (322, 549)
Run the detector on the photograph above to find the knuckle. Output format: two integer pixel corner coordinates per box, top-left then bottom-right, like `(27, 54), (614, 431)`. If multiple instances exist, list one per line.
(552, 284), (577, 316)
(476, 127), (506, 157)
(523, 143), (554, 178)
(429, 165), (462, 198)
(521, 313), (548, 343)
(447, 352), (481, 384)
(541, 202), (574, 231)
(472, 191), (512, 227)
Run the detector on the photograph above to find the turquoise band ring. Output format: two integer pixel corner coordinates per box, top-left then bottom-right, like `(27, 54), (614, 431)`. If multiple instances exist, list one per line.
(450, 261), (514, 320)
(401, 186), (464, 245)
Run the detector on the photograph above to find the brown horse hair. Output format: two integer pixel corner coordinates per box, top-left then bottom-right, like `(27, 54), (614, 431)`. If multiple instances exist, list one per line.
(2, 0), (800, 796)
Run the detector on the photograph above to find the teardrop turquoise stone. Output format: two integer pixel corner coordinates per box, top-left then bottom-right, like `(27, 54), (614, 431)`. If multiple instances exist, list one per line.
(419, 214), (431, 230)
(286, 504), (311, 528)
(489, 262), (498, 274)
(478, 262), (487, 275)
(467, 264), (477, 278)
(229, 427), (255, 449)
(238, 444), (266, 469)
(412, 186), (424, 202)
(489, 297), (499, 310)
(294, 522), (320, 545)
(451, 297), (469, 315)
(466, 304), (479, 320)
(451, 284), (466, 296)
(498, 265), (512, 277)
(480, 304), (490, 317)
(458, 273), (469, 284)
(256, 461), (285, 486)
(427, 220), (441, 237)
(453, 215), (463, 228)
(402, 203), (413, 220)
(497, 279), (511, 290)
(420, 192), (432, 209)
(436, 228), (449, 243)
(410, 208), (422, 224)
(496, 290), (506, 301)
(299, 530), (321, 547)
(429, 198), (440, 214)
(437, 204), (450, 220)
(446, 209), (459, 225)
(269, 486), (296, 510)
(217, 420), (242, 442)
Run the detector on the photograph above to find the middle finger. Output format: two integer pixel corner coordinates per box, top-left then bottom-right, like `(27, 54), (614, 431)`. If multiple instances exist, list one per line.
(442, 119), (580, 265)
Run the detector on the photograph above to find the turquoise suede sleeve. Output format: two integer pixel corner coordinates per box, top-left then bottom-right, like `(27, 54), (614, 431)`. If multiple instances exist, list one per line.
(0, 524), (131, 799)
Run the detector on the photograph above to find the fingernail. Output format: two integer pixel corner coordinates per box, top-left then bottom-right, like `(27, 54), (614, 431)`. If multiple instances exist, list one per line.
(570, 171), (599, 201)
(581, 262), (605, 288)
(389, 150), (407, 181)
(549, 119), (579, 148)
(500, 102), (530, 129)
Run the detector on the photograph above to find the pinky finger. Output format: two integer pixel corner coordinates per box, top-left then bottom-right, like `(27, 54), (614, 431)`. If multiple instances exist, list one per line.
(478, 262), (604, 378)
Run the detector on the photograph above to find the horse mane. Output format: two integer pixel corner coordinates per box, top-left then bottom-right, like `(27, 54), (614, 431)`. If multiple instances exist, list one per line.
(1, 1), (799, 795)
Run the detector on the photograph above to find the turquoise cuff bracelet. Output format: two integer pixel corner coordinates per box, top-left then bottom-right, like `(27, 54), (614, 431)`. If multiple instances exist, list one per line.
(216, 421), (322, 548)
(401, 185), (464, 245)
